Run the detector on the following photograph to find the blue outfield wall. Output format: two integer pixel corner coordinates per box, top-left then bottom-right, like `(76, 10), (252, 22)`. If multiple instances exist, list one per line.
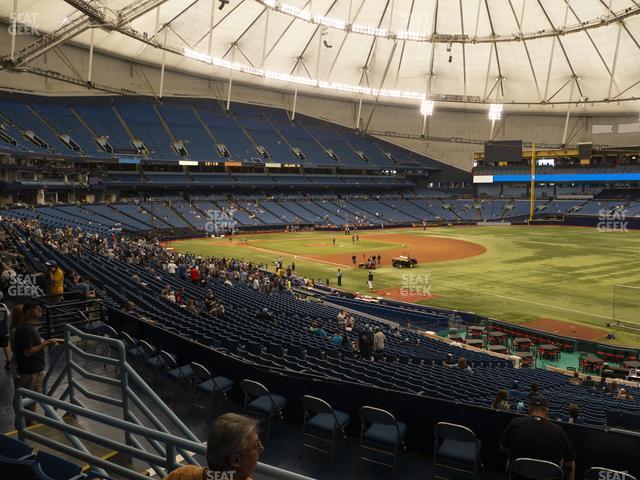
(109, 307), (640, 475)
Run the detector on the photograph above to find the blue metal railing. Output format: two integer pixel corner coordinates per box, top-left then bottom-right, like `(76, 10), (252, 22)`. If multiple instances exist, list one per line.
(16, 323), (315, 480)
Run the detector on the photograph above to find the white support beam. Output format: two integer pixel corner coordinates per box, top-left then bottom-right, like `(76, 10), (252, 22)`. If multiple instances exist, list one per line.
(261, 8), (270, 69)
(561, 77), (576, 145)
(607, 22), (623, 99)
(10, 0), (18, 62)
(159, 29), (167, 98)
(207, 1), (215, 56)
(226, 45), (236, 111)
(87, 27), (95, 83)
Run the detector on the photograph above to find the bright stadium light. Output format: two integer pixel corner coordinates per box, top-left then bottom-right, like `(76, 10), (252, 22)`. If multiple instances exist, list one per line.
(488, 103), (503, 121)
(420, 99), (435, 116)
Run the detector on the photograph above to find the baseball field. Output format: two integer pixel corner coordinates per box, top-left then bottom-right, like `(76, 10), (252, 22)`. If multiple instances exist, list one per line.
(166, 226), (640, 347)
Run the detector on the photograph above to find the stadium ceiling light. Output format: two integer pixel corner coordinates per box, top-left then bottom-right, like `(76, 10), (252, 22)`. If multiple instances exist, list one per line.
(488, 103), (503, 121)
(420, 99), (435, 116)
(183, 47), (426, 101)
(253, 0), (640, 44)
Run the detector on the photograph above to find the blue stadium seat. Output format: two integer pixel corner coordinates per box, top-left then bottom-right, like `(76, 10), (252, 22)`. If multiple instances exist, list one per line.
(357, 406), (406, 477)
(433, 422), (483, 478)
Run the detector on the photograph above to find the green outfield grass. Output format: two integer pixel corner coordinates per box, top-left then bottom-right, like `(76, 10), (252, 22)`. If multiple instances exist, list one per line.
(168, 226), (640, 347)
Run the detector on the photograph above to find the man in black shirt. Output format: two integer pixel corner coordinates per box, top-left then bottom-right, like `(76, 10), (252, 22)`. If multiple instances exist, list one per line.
(14, 302), (64, 416)
(500, 396), (575, 480)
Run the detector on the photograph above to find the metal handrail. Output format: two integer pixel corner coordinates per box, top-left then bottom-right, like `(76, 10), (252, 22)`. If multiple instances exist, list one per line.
(18, 323), (316, 480)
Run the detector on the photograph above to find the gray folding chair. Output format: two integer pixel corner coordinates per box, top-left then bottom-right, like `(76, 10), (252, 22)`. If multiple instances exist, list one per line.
(300, 395), (350, 466)
(509, 458), (563, 480)
(357, 406), (406, 478)
(433, 421), (483, 479)
(241, 379), (287, 439)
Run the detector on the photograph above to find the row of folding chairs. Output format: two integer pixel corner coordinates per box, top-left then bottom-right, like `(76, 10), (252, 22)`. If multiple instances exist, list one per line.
(0, 433), (111, 480)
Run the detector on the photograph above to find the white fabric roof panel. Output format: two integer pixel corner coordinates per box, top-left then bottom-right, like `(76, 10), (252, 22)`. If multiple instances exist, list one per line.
(1, 0), (640, 111)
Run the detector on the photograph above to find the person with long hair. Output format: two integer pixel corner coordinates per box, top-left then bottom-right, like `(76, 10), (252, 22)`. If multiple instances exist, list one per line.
(493, 389), (510, 411)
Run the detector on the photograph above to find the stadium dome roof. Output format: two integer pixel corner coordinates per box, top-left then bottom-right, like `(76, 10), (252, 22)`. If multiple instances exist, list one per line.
(4, 0), (640, 112)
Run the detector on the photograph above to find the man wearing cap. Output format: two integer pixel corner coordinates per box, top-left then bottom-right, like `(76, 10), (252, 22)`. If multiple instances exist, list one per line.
(45, 261), (64, 303)
(14, 303), (64, 418)
(500, 396), (575, 480)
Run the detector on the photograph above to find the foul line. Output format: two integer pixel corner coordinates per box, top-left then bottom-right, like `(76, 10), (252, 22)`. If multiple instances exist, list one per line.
(241, 244), (353, 268)
(434, 282), (614, 321)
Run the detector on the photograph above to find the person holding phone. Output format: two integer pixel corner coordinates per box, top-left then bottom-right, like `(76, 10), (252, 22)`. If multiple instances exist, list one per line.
(13, 301), (64, 420)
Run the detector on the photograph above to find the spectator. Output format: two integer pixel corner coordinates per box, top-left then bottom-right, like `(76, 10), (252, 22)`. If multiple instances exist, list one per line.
(45, 261), (64, 303)
(444, 353), (457, 367)
(526, 382), (540, 399)
(559, 403), (583, 425)
(500, 396), (575, 480)
(508, 381), (527, 401)
(309, 322), (327, 337)
(212, 301), (225, 319)
(73, 275), (95, 299)
(492, 389), (510, 411)
(617, 388), (634, 401)
(163, 413), (263, 480)
(330, 330), (344, 347)
(581, 375), (595, 388)
(0, 304), (10, 369)
(569, 371), (581, 385)
(175, 288), (185, 305)
(186, 299), (199, 315)
(457, 357), (472, 373)
(166, 260), (177, 274)
(373, 327), (385, 353)
(190, 266), (200, 284)
(358, 325), (373, 361)
(13, 302), (64, 420)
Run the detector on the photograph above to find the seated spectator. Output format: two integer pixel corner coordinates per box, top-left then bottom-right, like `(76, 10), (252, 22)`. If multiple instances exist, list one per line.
(337, 310), (346, 326)
(508, 381), (527, 401)
(500, 396), (575, 480)
(581, 375), (595, 388)
(559, 403), (583, 425)
(444, 353), (457, 367)
(330, 330), (344, 347)
(204, 291), (215, 311)
(166, 290), (176, 303)
(526, 382), (540, 399)
(608, 381), (620, 395)
(256, 308), (273, 322)
(186, 299), (199, 315)
(175, 288), (185, 306)
(457, 357), (472, 373)
(617, 388), (634, 401)
(163, 413), (263, 480)
(569, 371), (581, 385)
(309, 322), (327, 337)
(493, 389), (510, 412)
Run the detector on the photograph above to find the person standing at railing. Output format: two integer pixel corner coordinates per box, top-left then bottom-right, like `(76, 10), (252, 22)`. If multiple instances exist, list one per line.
(13, 302), (64, 422)
(163, 413), (263, 480)
(45, 261), (64, 303)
